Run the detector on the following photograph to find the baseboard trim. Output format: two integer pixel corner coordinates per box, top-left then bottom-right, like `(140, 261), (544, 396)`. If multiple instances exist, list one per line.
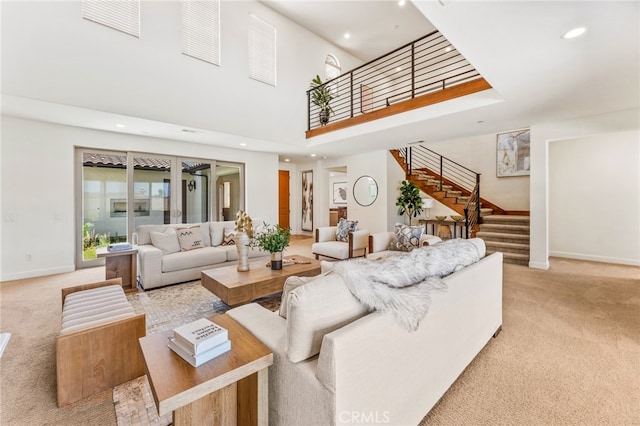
(528, 260), (550, 270)
(1, 265), (75, 283)
(549, 251), (640, 267)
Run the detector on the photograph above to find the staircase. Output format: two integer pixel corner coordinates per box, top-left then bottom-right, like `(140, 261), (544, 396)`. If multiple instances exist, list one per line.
(390, 147), (531, 265)
(477, 215), (530, 265)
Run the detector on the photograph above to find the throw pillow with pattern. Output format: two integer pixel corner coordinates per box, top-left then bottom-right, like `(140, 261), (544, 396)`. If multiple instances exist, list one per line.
(335, 217), (358, 242)
(176, 225), (204, 251)
(221, 229), (236, 246)
(389, 223), (424, 252)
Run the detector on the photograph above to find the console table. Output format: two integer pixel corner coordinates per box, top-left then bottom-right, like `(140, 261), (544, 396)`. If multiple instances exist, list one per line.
(418, 219), (467, 239)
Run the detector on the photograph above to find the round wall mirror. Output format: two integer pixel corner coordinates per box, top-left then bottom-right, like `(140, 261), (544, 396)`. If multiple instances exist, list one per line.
(353, 175), (378, 206)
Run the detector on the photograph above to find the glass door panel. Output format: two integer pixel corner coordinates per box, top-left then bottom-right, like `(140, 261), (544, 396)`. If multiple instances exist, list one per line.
(132, 155), (173, 229)
(182, 160), (212, 223)
(81, 151), (128, 262)
(216, 163), (244, 221)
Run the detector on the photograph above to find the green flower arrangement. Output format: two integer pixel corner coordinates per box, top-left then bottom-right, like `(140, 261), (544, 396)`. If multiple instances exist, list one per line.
(251, 222), (291, 253)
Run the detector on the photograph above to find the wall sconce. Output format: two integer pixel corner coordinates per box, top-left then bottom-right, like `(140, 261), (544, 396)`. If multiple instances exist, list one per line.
(187, 180), (196, 192)
(422, 198), (434, 219)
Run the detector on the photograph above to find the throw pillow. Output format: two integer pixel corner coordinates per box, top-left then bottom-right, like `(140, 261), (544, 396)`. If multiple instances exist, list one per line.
(221, 229), (236, 246)
(389, 223), (424, 252)
(335, 217), (358, 242)
(150, 230), (181, 255)
(176, 226), (204, 251)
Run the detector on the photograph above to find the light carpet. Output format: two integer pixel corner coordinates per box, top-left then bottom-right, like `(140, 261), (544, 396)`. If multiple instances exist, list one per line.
(113, 281), (281, 426)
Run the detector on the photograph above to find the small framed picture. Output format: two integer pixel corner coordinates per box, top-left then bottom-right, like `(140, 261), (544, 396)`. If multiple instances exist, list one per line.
(332, 182), (347, 204)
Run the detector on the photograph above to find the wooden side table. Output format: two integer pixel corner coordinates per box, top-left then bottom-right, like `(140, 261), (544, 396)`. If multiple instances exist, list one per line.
(96, 247), (138, 293)
(139, 314), (273, 426)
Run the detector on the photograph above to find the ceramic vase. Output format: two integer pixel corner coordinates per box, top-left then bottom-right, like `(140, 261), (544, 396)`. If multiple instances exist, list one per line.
(236, 231), (250, 272)
(270, 251), (283, 270)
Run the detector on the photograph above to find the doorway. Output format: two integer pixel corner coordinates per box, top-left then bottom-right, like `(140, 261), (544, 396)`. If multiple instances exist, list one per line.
(278, 170), (290, 229)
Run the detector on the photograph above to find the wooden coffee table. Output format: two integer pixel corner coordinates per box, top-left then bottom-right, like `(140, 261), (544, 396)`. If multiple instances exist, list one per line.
(139, 314), (273, 426)
(201, 254), (321, 307)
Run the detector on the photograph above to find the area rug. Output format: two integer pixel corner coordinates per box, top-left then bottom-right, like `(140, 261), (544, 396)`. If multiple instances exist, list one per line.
(113, 280), (281, 426)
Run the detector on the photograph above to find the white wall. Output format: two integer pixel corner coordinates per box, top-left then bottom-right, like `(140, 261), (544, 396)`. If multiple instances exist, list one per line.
(1, 1), (362, 147)
(0, 116), (279, 281)
(529, 108), (640, 269)
(423, 132), (530, 211)
(549, 130), (640, 265)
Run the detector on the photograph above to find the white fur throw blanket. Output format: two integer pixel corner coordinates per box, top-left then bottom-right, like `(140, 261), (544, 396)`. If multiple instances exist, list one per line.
(332, 239), (482, 331)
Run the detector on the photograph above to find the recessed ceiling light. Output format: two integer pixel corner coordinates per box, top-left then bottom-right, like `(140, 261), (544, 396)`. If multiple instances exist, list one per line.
(240, 143), (247, 147)
(562, 27), (587, 39)
(284, 158), (290, 162)
(445, 47), (451, 52)
(396, 66), (403, 72)
(398, 0), (406, 6)
(116, 124), (125, 128)
(310, 153), (317, 157)
(343, 33), (350, 39)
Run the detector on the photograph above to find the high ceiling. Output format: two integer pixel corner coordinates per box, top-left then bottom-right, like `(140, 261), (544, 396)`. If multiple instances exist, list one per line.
(2, 1), (638, 163)
(261, 0), (436, 61)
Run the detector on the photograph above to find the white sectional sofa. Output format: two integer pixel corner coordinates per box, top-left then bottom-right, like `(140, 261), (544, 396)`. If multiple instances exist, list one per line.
(132, 221), (268, 290)
(227, 239), (503, 425)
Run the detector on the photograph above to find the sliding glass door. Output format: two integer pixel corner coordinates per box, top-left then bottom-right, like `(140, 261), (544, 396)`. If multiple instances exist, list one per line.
(77, 149), (244, 269)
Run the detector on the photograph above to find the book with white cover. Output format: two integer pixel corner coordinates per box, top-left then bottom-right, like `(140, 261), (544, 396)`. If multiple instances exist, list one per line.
(168, 337), (231, 367)
(173, 318), (229, 355)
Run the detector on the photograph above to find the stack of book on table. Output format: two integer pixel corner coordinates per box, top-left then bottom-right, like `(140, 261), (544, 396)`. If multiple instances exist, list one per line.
(168, 318), (231, 367)
(107, 242), (134, 252)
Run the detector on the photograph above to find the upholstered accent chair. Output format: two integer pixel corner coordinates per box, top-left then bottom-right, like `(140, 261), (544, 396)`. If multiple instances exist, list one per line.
(311, 226), (370, 260)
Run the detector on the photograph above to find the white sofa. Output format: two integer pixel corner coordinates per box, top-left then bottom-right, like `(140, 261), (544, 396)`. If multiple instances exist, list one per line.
(132, 221), (268, 290)
(227, 240), (503, 426)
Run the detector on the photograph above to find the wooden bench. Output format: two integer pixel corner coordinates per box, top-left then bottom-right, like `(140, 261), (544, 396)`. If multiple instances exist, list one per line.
(56, 278), (146, 407)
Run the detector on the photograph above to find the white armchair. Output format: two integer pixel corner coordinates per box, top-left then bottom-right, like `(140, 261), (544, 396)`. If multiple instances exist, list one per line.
(312, 226), (370, 260)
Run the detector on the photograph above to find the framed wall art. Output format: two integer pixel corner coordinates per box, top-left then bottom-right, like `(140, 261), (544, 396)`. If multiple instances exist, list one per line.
(301, 170), (313, 231)
(332, 182), (347, 204)
(497, 128), (531, 177)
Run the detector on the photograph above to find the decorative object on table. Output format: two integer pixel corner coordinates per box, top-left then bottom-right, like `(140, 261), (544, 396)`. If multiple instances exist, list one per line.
(169, 318), (231, 367)
(107, 242), (133, 252)
(250, 222), (291, 270)
(310, 74), (334, 126)
(435, 215), (448, 221)
(301, 170), (313, 232)
(234, 210), (253, 272)
(497, 128), (530, 177)
(450, 215), (465, 222)
(395, 180), (423, 225)
(437, 224), (452, 240)
(422, 198), (434, 219)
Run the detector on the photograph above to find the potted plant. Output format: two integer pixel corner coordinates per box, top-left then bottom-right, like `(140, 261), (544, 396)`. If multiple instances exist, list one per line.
(310, 74), (334, 126)
(395, 180), (424, 225)
(251, 222), (291, 270)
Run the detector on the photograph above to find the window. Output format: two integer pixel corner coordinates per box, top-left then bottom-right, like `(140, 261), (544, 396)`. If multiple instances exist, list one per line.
(182, 0), (221, 66)
(248, 14), (276, 86)
(82, 0), (140, 37)
(325, 54), (341, 96)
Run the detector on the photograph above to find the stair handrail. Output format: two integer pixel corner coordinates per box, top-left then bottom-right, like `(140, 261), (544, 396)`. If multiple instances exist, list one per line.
(399, 146), (481, 236)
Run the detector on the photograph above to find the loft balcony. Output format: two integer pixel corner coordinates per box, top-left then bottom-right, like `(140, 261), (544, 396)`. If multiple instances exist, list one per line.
(306, 30), (492, 139)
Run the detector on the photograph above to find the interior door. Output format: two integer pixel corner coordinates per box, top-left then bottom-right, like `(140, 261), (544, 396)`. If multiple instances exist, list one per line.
(278, 170), (290, 229)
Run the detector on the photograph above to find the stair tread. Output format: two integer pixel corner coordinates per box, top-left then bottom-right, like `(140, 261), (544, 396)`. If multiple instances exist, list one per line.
(477, 231), (530, 240)
(482, 215), (530, 223)
(486, 251), (529, 260)
(484, 240), (530, 249)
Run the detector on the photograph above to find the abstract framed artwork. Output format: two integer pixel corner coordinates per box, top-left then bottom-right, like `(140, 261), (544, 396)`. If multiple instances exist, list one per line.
(332, 182), (347, 204)
(301, 170), (313, 231)
(496, 128), (531, 177)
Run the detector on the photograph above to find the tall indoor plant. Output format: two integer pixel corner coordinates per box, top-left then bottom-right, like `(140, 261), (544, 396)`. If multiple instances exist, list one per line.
(395, 180), (423, 225)
(310, 74), (334, 126)
(251, 223), (291, 270)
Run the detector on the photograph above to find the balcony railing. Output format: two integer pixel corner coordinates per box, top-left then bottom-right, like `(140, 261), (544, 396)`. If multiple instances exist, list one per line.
(306, 30), (484, 133)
